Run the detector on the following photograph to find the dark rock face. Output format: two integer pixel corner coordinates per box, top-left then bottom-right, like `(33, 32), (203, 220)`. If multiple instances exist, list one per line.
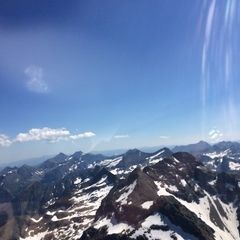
(0, 211), (8, 227)
(194, 166), (217, 194)
(216, 172), (239, 203)
(0, 188), (12, 203)
(80, 227), (133, 240)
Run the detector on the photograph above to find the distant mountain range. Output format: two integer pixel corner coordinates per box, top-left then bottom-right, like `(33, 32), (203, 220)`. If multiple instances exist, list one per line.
(0, 141), (240, 240)
(0, 155), (54, 170)
(172, 140), (212, 154)
(172, 140), (240, 155)
(0, 146), (169, 170)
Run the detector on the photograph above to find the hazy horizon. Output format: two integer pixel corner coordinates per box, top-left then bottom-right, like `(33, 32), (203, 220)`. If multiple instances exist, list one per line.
(1, 0), (240, 163)
(1, 138), (239, 166)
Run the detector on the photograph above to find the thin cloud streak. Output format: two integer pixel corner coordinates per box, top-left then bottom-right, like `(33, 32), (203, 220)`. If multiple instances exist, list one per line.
(113, 135), (129, 139)
(159, 135), (170, 139)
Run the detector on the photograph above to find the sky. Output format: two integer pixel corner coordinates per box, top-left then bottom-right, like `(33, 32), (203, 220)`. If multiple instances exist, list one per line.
(0, 0), (240, 163)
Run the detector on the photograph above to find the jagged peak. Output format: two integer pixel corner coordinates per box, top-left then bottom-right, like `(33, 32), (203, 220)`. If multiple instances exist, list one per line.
(51, 153), (68, 162)
(150, 147), (173, 157)
(124, 148), (143, 155)
(71, 151), (83, 159)
(56, 152), (66, 156)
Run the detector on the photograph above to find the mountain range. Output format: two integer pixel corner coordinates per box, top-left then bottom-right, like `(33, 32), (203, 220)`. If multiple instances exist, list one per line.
(0, 141), (240, 240)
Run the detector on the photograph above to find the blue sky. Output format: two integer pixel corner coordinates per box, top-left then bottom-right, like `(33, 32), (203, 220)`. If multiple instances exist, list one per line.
(0, 0), (240, 163)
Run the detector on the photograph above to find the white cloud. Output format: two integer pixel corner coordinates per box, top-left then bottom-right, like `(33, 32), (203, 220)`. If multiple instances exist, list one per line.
(15, 127), (70, 142)
(0, 128), (96, 147)
(208, 128), (223, 141)
(0, 134), (12, 147)
(113, 134), (129, 139)
(25, 65), (49, 93)
(159, 135), (170, 139)
(14, 127), (95, 143)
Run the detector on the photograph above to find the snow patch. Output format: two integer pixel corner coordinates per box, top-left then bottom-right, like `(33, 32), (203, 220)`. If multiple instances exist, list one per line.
(20, 231), (49, 240)
(100, 157), (123, 168)
(74, 177), (82, 185)
(147, 150), (165, 164)
(229, 161), (240, 171)
(204, 149), (231, 159)
(141, 201), (153, 209)
(116, 180), (137, 205)
(95, 217), (133, 235)
(30, 217), (43, 223)
(180, 179), (187, 187)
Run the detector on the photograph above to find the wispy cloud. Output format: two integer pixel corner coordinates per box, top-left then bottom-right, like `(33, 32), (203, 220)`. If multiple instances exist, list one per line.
(0, 128), (96, 147)
(69, 132), (96, 140)
(208, 128), (223, 141)
(159, 135), (170, 139)
(0, 134), (12, 147)
(25, 65), (49, 93)
(113, 134), (129, 139)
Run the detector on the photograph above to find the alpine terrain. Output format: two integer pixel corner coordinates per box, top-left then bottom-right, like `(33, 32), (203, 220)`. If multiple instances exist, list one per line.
(0, 141), (240, 240)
